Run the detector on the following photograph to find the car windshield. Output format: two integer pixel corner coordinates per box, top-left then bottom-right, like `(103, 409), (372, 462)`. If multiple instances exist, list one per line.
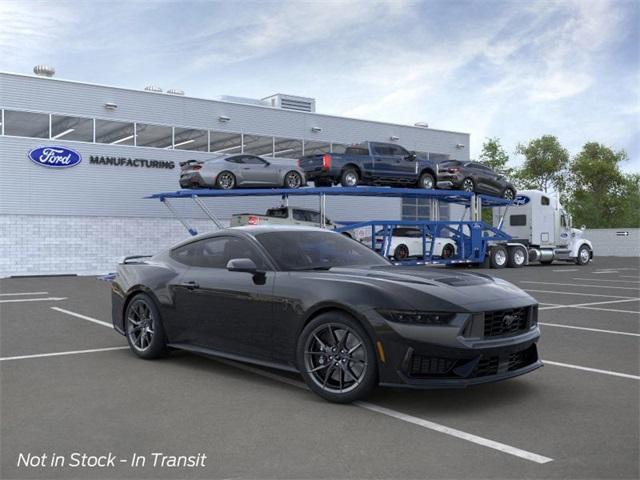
(255, 231), (390, 271)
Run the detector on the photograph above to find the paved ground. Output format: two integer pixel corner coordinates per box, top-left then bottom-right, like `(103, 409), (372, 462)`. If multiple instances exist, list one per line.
(1, 257), (638, 479)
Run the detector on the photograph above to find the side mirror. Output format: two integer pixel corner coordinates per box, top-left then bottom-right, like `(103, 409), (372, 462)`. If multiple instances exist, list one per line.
(407, 151), (417, 161)
(227, 258), (260, 274)
(263, 161), (270, 167)
(581, 225), (586, 231)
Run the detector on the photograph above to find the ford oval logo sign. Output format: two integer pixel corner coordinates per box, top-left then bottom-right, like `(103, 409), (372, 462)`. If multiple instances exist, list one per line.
(28, 146), (82, 168)
(513, 195), (530, 206)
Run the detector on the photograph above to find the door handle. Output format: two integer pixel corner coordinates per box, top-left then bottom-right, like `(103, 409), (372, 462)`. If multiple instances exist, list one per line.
(180, 281), (199, 290)
(242, 167), (251, 170)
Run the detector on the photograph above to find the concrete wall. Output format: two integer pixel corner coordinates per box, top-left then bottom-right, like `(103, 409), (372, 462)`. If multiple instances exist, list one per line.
(584, 228), (640, 257)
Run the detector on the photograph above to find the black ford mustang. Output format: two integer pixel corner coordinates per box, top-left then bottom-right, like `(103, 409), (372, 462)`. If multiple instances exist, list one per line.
(111, 226), (541, 403)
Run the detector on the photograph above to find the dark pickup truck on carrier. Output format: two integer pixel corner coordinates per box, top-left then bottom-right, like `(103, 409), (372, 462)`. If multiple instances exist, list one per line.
(298, 141), (439, 188)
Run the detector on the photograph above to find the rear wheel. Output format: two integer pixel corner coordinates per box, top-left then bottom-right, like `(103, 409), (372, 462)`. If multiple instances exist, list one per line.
(125, 294), (168, 359)
(297, 313), (377, 403)
(340, 168), (359, 187)
(284, 171), (303, 189)
(503, 188), (516, 201)
(441, 243), (455, 259)
(393, 244), (409, 260)
(507, 246), (526, 268)
(490, 245), (507, 269)
(418, 172), (435, 189)
(461, 178), (475, 192)
(216, 171), (236, 189)
(576, 245), (591, 265)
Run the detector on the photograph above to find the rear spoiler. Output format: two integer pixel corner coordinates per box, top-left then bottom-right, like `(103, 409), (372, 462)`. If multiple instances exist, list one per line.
(179, 159), (201, 168)
(122, 255), (153, 264)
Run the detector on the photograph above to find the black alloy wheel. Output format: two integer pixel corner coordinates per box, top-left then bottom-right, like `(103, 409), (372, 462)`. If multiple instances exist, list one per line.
(284, 171), (303, 189)
(418, 172), (435, 190)
(216, 171), (236, 189)
(297, 313), (377, 403)
(503, 188), (516, 201)
(462, 178), (475, 192)
(125, 294), (168, 359)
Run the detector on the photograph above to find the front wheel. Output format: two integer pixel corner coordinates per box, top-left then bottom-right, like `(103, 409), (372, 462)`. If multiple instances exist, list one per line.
(576, 245), (591, 265)
(125, 294), (168, 359)
(503, 188), (516, 201)
(461, 177), (475, 192)
(284, 170), (303, 189)
(418, 172), (435, 189)
(297, 313), (377, 403)
(216, 171), (236, 189)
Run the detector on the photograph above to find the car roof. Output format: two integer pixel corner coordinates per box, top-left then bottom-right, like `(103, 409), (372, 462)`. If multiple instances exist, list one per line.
(169, 225), (330, 248)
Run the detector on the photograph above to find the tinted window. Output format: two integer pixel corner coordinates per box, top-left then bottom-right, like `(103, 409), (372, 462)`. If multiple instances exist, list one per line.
(225, 156), (243, 164)
(292, 210), (307, 221)
(266, 208), (288, 218)
(510, 215), (527, 226)
(541, 196), (550, 206)
(345, 147), (369, 156)
(170, 236), (267, 269)
(256, 231), (389, 270)
(390, 145), (410, 157)
(373, 144), (394, 155)
(242, 155), (267, 165)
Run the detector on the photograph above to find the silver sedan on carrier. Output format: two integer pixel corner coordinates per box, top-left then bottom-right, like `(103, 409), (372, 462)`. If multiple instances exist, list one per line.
(179, 154), (306, 189)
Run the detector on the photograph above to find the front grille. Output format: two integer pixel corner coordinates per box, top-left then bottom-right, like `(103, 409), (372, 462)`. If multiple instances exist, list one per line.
(409, 355), (456, 377)
(474, 356), (499, 377)
(483, 307), (529, 337)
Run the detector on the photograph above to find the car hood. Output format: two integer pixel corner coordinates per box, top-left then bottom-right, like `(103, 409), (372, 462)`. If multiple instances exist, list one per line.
(313, 266), (534, 312)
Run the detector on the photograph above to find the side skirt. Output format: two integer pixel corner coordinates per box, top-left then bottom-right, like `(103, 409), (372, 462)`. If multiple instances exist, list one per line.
(168, 343), (299, 373)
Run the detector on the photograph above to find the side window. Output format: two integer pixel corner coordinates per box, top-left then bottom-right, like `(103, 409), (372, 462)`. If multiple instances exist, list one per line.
(306, 211), (321, 223)
(170, 237), (268, 269)
(242, 155), (267, 165)
(561, 215), (567, 227)
(541, 196), (550, 206)
(226, 156), (244, 164)
(267, 208), (288, 218)
(390, 145), (410, 157)
(372, 144), (392, 155)
(292, 210), (307, 221)
(510, 215), (527, 226)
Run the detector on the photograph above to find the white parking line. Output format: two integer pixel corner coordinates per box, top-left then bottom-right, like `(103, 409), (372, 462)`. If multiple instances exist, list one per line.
(51, 307), (114, 329)
(620, 275), (640, 279)
(572, 278), (640, 284)
(0, 346), (128, 362)
(521, 281), (639, 291)
(544, 361), (640, 380)
(0, 297), (67, 304)
(552, 269), (579, 272)
(524, 289), (636, 299)
(539, 323), (640, 337)
(593, 271), (619, 274)
(572, 306), (640, 315)
(0, 291), (49, 296)
(215, 358), (553, 464)
(539, 298), (640, 311)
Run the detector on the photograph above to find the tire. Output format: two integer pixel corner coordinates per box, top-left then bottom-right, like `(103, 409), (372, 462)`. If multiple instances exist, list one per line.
(507, 246), (526, 268)
(216, 171), (236, 189)
(540, 260), (553, 265)
(393, 244), (409, 260)
(125, 293), (168, 359)
(441, 243), (455, 259)
(340, 168), (359, 187)
(297, 312), (377, 403)
(503, 188), (516, 201)
(461, 178), (475, 192)
(418, 172), (435, 190)
(490, 245), (508, 269)
(576, 245), (591, 265)
(284, 170), (303, 189)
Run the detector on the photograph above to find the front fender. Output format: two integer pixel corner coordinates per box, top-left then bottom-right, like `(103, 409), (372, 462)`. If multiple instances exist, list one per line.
(570, 239), (593, 258)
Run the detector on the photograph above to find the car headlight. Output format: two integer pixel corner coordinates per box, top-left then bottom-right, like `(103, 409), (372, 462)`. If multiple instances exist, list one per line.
(376, 309), (456, 325)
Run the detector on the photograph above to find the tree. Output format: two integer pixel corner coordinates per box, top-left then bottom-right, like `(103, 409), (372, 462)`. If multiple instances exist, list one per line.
(565, 142), (638, 228)
(479, 137), (512, 176)
(515, 135), (569, 193)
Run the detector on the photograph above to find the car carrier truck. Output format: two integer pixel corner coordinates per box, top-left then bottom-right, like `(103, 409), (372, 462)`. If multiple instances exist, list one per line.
(488, 189), (593, 268)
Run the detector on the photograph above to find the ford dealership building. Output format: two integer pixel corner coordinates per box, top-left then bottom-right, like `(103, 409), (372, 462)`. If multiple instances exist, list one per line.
(0, 70), (470, 277)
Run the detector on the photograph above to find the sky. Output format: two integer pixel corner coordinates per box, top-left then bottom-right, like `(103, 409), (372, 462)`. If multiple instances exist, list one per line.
(1, 0), (638, 172)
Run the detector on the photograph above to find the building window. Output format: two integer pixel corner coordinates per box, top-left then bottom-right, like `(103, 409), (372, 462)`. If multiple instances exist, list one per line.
(95, 119), (135, 145)
(3, 110), (49, 138)
(173, 127), (208, 151)
(51, 114), (93, 142)
(210, 131), (243, 154)
(303, 140), (331, 155)
(135, 123), (173, 148)
(273, 137), (303, 159)
(243, 134), (274, 156)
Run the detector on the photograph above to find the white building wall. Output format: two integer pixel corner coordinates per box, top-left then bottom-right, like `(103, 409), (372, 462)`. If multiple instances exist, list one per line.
(584, 228), (640, 257)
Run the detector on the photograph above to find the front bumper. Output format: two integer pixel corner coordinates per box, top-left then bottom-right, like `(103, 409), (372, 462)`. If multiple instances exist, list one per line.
(371, 306), (542, 389)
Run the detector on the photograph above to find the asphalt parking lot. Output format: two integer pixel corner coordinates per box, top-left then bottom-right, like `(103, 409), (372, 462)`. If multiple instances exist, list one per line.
(1, 257), (638, 479)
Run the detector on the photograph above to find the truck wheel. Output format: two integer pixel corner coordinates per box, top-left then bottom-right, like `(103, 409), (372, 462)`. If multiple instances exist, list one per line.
(490, 245), (507, 268)
(507, 246), (526, 268)
(393, 244), (409, 260)
(503, 188), (516, 201)
(462, 178), (475, 192)
(340, 168), (359, 187)
(576, 245), (591, 265)
(418, 172), (435, 189)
